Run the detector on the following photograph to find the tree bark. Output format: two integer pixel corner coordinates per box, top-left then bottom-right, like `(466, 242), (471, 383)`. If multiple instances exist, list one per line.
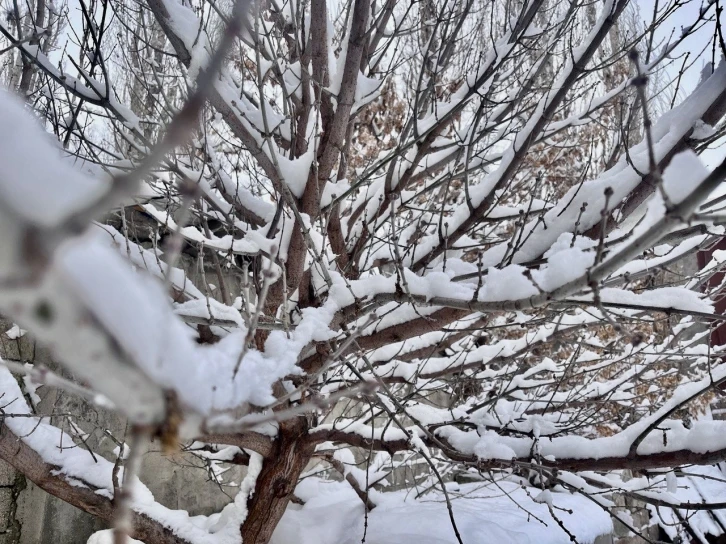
(0, 424), (190, 544)
(240, 417), (314, 544)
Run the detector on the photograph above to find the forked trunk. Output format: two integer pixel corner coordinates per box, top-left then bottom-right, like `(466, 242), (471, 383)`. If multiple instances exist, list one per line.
(240, 417), (314, 544)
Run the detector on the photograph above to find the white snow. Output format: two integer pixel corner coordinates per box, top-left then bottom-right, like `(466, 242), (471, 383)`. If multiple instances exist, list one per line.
(87, 530), (143, 544)
(4, 324), (26, 339)
(661, 149), (710, 205)
(0, 91), (109, 227)
(271, 479), (612, 544)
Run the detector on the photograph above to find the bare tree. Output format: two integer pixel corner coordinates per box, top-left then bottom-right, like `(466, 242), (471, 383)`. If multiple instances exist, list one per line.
(1, 0), (726, 543)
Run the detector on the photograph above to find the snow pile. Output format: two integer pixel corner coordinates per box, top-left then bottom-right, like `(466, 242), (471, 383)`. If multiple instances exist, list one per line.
(88, 530), (143, 544)
(271, 479), (613, 544)
(662, 150), (710, 205)
(0, 91), (108, 228)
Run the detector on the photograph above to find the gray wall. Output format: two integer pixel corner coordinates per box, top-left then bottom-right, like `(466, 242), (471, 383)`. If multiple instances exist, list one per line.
(0, 316), (246, 544)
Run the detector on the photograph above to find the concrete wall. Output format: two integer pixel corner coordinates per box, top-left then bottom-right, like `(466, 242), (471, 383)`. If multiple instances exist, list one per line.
(0, 316), (246, 543)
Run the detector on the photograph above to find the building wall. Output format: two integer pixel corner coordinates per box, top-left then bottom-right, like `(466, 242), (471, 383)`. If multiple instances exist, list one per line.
(0, 316), (247, 543)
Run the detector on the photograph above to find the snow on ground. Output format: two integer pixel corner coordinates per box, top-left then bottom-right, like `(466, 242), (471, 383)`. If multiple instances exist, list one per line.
(88, 530), (143, 544)
(271, 479), (612, 544)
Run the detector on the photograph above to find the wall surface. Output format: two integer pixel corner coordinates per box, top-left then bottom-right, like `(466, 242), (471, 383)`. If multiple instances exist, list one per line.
(0, 315), (246, 544)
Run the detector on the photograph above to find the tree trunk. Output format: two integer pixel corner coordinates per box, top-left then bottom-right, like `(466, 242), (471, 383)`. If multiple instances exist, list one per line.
(240, 417), (314, 544)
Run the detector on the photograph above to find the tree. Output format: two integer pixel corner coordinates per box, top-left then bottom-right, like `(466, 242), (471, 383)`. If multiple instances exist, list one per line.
(0, 0), (726, 542)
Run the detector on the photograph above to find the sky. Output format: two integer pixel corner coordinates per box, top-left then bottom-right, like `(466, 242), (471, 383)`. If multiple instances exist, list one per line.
(637, 0), (726, 168)
(55, 0), (726, 168)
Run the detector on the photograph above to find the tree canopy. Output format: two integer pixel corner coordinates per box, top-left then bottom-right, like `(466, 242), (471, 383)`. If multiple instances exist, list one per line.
(1, 0), (726, 542)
